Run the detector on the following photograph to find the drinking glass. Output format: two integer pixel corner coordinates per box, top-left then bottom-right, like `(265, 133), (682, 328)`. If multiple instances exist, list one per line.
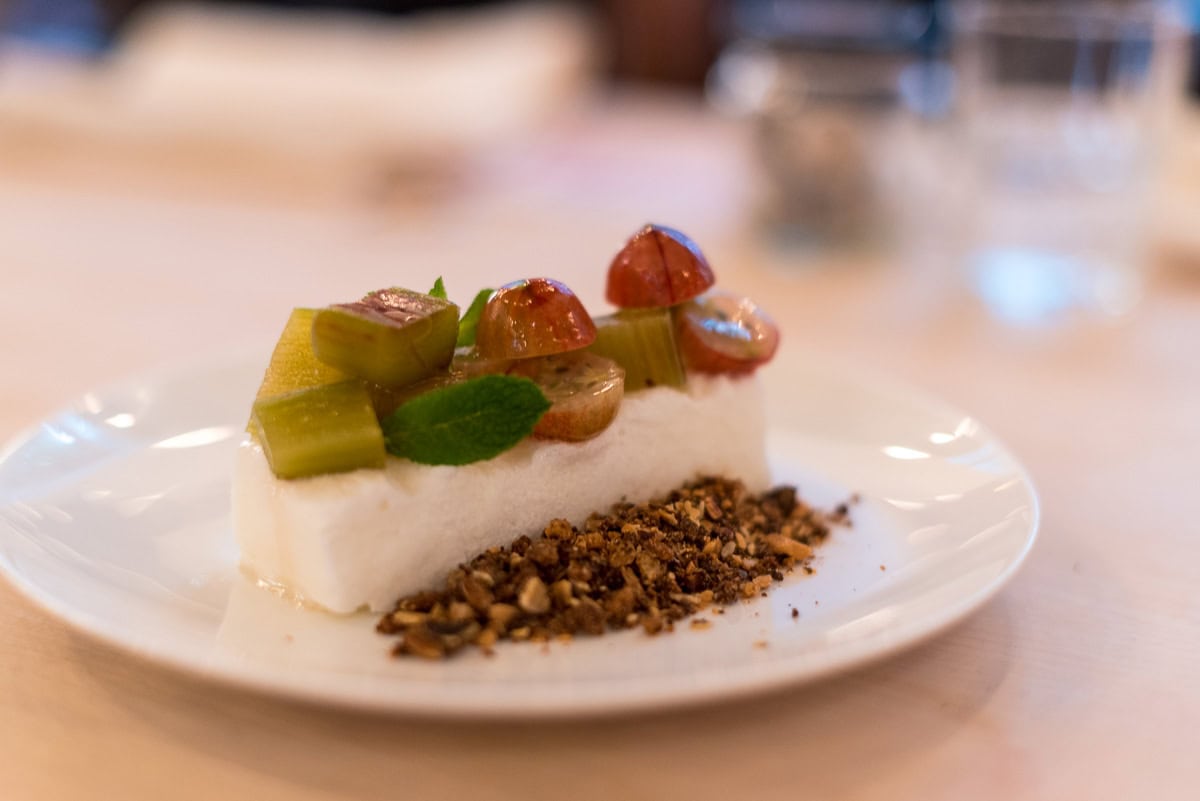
(955, 0), (1187, 324)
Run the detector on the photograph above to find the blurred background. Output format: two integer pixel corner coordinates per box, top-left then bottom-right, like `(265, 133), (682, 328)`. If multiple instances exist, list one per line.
(7, 6), (1200, 797)
(1, 0), (1198, 329)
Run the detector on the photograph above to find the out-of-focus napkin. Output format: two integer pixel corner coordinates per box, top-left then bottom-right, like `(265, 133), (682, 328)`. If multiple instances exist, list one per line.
(0, 2), (595, 203)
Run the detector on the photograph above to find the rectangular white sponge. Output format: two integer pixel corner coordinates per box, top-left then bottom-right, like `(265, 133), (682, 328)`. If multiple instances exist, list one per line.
(232, 375), (770, 613)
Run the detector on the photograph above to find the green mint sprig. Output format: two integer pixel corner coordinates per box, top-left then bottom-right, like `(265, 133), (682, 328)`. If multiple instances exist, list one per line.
(426, 278), (491, 346)
(456, 288), (493, 347)
(382, 374), (550, 466)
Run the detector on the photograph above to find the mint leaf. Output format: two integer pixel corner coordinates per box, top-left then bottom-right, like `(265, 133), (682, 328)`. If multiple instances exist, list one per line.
(382, 374), (550, 465)
(456, 288), (493, 347)
(428, 277), (448, 300)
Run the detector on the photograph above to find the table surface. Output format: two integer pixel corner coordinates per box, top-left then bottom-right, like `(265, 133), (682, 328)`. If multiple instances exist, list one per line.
(2, 92), (1198, 801)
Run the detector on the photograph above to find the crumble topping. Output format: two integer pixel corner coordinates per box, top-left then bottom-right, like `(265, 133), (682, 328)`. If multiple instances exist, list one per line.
(377, 476), (851, 659)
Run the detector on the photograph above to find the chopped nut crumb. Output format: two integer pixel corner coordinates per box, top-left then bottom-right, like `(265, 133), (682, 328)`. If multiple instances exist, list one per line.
(517, 576), (551, 615)
(486, 602), (519, 630)
(397, 623), (446, 659)
(476, 628), (498, 650)
(764, 533), (814, 560)
(378, 477), (849, 658)
(460, 574), (493, 611)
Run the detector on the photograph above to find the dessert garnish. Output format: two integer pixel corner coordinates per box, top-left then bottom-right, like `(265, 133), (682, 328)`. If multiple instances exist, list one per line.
(244, 224), (780, 479)
(380, 374), (550, 466)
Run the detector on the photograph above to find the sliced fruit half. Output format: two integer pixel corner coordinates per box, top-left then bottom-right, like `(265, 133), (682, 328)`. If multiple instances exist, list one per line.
(475, 278), (597, 360)
(509, 351), (625, 442)
(674, 292), (780, 375)
(606, 224), (716, 309)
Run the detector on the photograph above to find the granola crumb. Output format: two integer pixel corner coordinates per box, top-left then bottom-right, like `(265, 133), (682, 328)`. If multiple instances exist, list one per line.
(378, 476), (849, 659)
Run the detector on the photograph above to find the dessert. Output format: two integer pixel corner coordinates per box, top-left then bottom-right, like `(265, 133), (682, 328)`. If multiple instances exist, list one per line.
(233, 224), (782, 614)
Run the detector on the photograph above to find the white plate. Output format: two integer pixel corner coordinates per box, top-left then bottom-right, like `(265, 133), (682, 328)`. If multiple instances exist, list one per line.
(0, 352), (1038, 717)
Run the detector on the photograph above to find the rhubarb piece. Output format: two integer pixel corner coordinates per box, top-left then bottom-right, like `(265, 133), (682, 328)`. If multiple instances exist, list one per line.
(589, 308), (686, 391)
(251, 381), (385, 479)
(311, 288), (459, 388)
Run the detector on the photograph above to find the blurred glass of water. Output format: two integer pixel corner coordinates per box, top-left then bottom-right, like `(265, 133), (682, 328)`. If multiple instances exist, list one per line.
(956, 1), (1188, 324)
(710, 0), (953, 252)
